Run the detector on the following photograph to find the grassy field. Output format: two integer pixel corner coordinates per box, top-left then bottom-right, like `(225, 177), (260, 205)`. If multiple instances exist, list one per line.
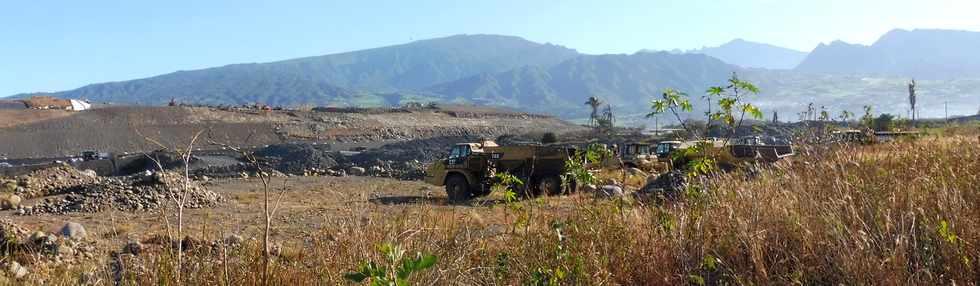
(4, 131), (980, 285)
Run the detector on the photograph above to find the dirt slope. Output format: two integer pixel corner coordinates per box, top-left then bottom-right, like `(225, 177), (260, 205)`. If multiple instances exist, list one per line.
(0, 106), (583, 158)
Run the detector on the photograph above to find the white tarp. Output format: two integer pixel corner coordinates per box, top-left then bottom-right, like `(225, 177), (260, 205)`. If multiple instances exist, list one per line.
(69, 99), (91, 111)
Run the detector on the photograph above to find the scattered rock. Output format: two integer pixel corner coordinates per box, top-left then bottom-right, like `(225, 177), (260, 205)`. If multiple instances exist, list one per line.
(635, 170), (688, 201)
(0, 180), (16, 193)
(26, 171), (222, 215)
(59, 222), (87, 240)
(368, 165), (384, 175)
(123, 240), (143, 256)
(80, 170), (98, 179)
(12, 165), (99, 198)
(0, 194), (20, 210)
(348, 166), (366, 176)
(7, 261), (28, 279)
(56, 244), (76, 257)
(595, 185), (626, 198)
(28, 231), (47, 245)
(0, 219), (29, 240)
(627, 168), (647, 176)
(580, 184), (597, 193)
(224, 234), (244, 246)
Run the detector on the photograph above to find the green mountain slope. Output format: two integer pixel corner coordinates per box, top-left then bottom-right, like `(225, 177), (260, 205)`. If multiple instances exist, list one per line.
(421, 52), (738, 117)
(17, 34), (579, 106)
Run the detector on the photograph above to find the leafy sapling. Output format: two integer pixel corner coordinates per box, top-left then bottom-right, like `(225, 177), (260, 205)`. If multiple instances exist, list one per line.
(344, 243), (438, 286)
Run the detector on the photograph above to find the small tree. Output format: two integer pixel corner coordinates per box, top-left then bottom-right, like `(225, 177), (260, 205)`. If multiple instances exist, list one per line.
(838, 110), (854, 123)
(860, 105), (874, 131)
(584, 96), (602, 128)
(647, 72), (763, 176)
(873, 113), (896, 131)
(909, 79), (917, 121)
(345, 243), (437, 285)
(819, 106), (830, 122)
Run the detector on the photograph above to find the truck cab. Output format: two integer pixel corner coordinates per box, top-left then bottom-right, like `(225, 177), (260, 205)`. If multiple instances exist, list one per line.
(616, 143), (657, 169)
(655, 141), (683, 160)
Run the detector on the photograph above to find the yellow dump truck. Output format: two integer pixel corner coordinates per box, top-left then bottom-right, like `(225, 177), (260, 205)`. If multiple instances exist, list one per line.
(424, 141), (576, 202)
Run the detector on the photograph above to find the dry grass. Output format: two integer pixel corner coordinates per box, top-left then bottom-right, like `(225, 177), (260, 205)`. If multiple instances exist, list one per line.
(9, 134), (980, 285)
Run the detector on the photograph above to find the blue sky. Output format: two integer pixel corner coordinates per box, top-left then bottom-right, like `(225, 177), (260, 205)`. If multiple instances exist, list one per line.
(2, 0), (978, 96)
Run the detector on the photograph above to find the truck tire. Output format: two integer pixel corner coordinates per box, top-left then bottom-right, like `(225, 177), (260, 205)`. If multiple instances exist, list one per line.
(445, 175), (472, 202)
(564, 177), (578, 194)
(538, 175), (562, 196)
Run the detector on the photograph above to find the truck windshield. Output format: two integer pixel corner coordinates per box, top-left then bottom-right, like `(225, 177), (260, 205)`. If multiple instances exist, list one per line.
(449, 145), (471, 159)
(656, 144), (671, 156)
(638, 145), (649, 154)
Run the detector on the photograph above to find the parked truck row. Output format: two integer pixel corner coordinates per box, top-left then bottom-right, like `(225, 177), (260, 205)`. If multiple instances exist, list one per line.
(424, 136), (796, 202)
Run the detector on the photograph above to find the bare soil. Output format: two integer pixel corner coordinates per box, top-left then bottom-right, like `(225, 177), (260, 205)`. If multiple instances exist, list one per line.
(0, 106), (582, 158)
(2, 175), (579, 257)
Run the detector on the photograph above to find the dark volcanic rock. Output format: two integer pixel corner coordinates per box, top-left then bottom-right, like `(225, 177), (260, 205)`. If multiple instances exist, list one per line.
(256, 143), (338, 175)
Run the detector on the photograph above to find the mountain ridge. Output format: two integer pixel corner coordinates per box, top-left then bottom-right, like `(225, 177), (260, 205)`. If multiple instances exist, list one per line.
(12, 34), (580, 106)
(795, 28), (980, 79)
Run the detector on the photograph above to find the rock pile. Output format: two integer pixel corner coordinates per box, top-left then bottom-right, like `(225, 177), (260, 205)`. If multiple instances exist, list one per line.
(1, 221), (97, 281)
(351, 136), (476, 164)
(21, 171), (222, 215)
(9, 165), (99, 199)
(256, 143), (338, 175)
(634, 170), (687, 201)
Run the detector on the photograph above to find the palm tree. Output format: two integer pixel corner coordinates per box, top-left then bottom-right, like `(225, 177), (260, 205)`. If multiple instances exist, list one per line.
(585, 96), (602, 127)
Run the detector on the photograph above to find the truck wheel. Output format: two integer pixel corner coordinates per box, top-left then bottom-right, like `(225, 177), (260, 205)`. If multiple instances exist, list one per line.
(564, 177), (578, 194)
(538, 175), (562, 196)
(445, 175), (471, 202)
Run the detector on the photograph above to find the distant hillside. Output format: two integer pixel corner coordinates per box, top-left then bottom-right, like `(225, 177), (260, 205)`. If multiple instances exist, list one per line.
(16, 34), (579, 106)
(688, 39), (808, 70)
(796, 29), (980, 79)
(640, 39), (808, 69)
(419, 52), (737, 117)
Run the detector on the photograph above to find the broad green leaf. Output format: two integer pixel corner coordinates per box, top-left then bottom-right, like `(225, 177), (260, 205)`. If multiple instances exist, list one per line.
(417, 254), (438, 269)
(737, 81), (760, 93)
(679, 100), (693, 112)
(707, 86), (724, 96)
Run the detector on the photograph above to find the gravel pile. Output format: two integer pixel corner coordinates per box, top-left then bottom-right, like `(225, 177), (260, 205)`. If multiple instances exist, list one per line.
(12, 165), (98, 199)
(256, 143), (339, 175)
(351, 136), (478, 165)
(22, 171), (222, 215)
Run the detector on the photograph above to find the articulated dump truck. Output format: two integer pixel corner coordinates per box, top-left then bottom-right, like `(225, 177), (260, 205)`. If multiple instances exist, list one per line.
(424, 140), (576, 202)
(654, 136), (795, 170)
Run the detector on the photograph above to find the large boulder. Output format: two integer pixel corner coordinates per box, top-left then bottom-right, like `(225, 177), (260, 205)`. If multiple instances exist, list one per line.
(594, 185), (626, 199)
(636, 171), (688, 201)
(0, 194), (21, 210)
(0, 180), (16, 193)
(348, 166), (366, 176)
(59, 222), (87, 240)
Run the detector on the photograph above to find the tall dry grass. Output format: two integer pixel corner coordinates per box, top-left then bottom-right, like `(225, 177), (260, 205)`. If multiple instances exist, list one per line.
(18, 135), (980, 285)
